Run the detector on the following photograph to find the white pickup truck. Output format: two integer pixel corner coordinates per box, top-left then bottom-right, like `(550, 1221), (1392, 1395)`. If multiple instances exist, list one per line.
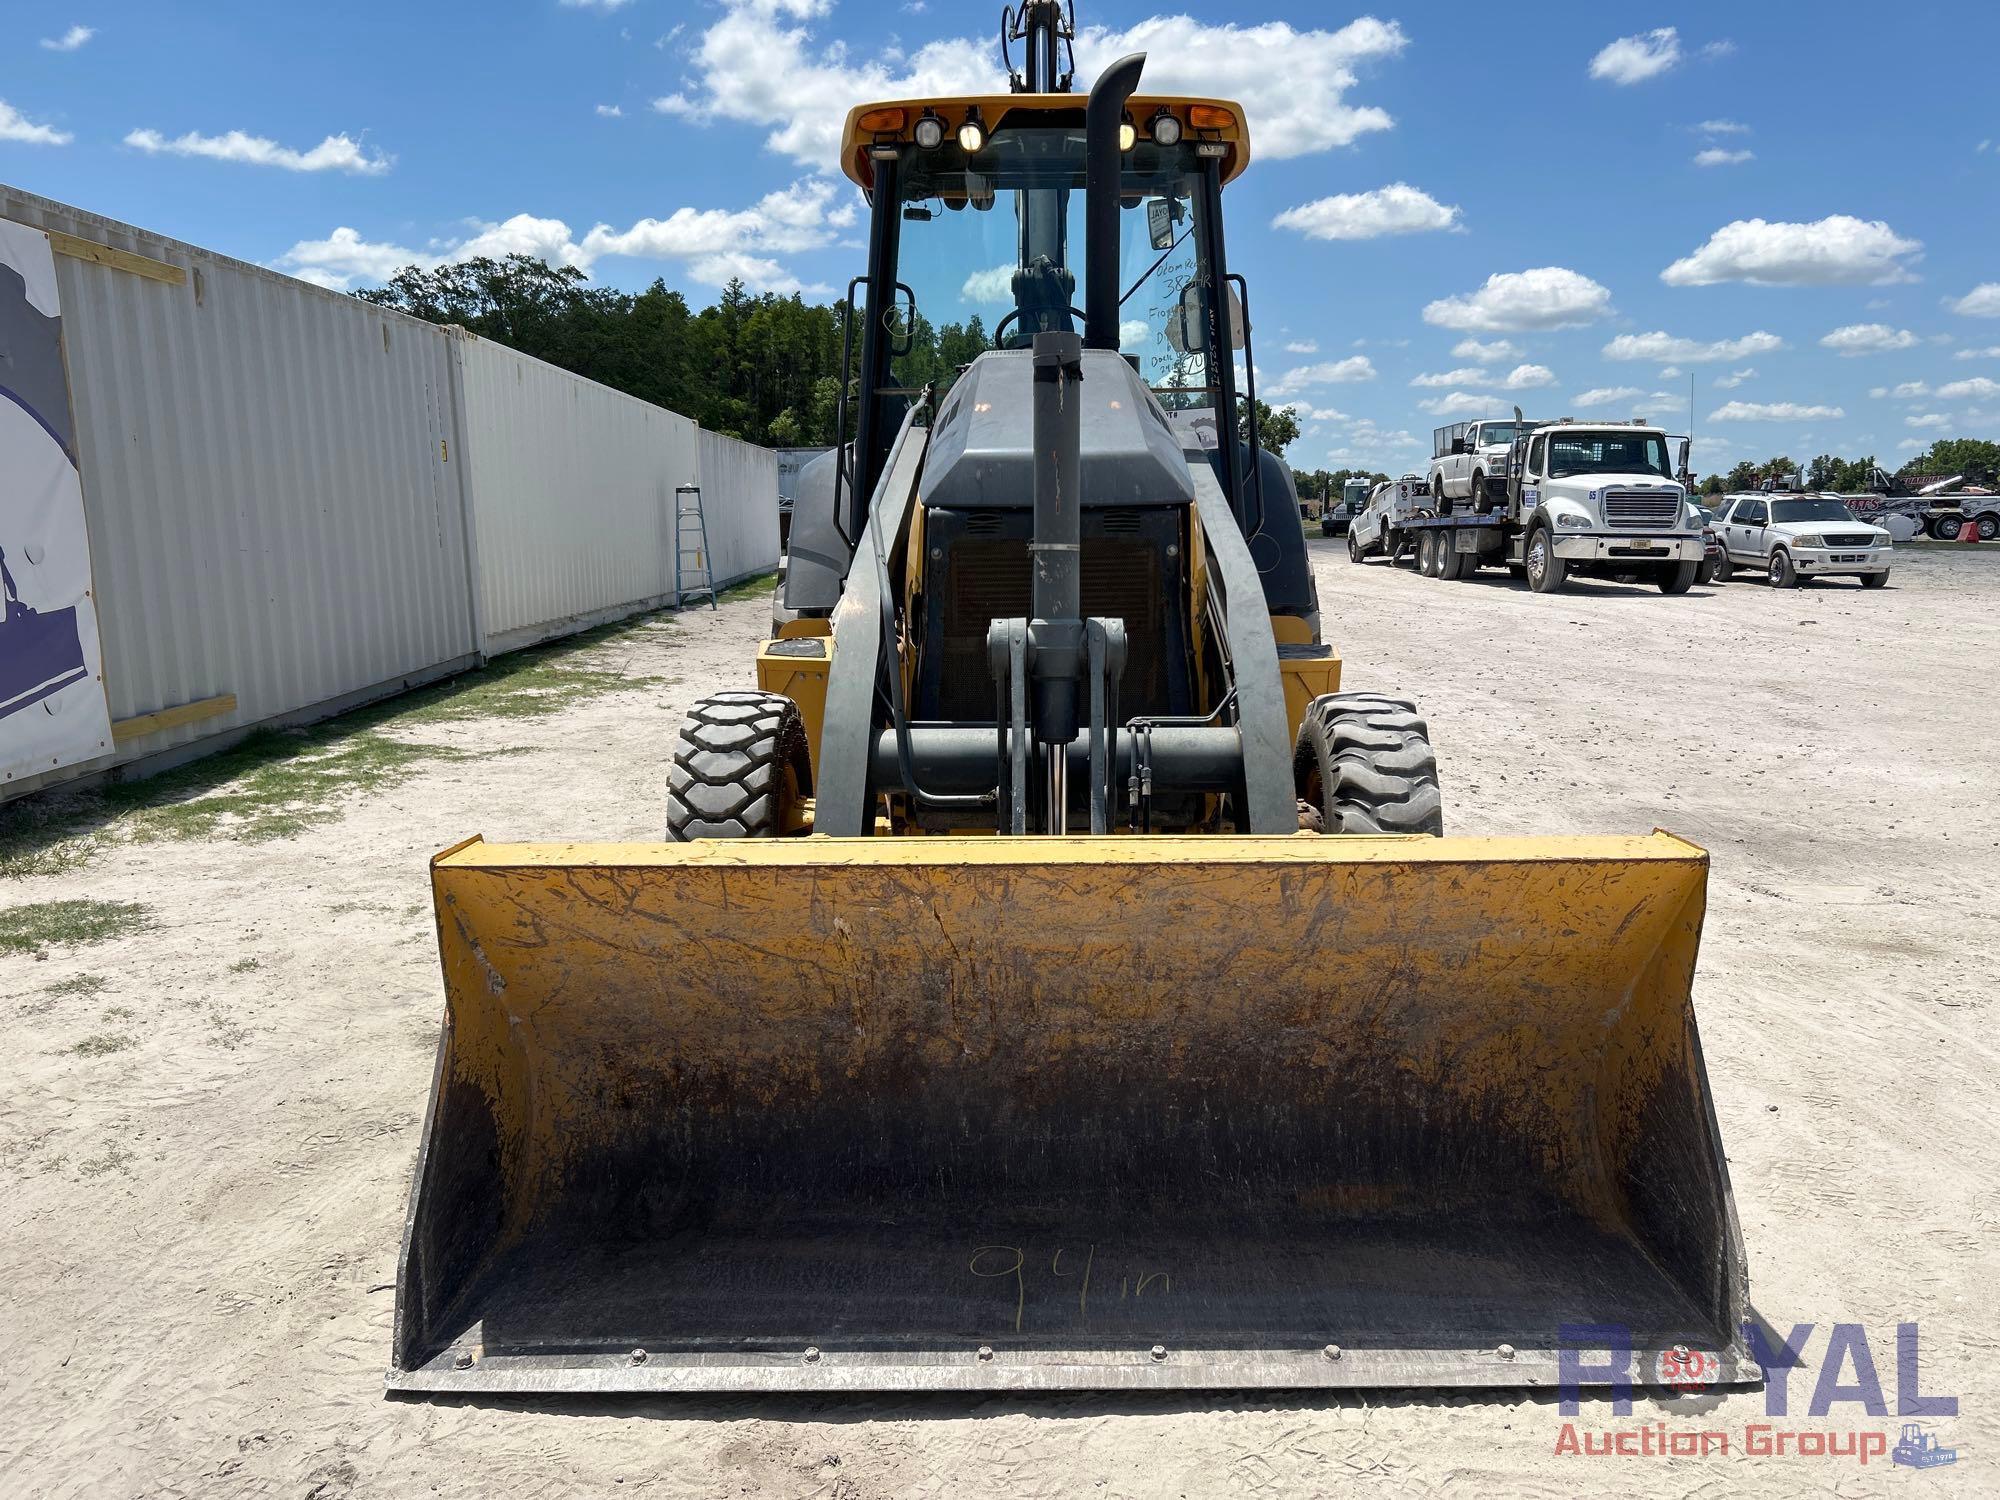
(1404, 419), (1707, 594)
(1429, 418), (1542, 514)
(1346, 473), (1429, 562)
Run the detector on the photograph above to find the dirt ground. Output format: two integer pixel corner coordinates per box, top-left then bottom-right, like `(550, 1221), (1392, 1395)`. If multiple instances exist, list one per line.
(3, 542), (1996, 1498)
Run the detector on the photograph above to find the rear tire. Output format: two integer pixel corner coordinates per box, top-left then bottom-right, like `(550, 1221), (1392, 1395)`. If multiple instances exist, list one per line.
(1526, 525), (1567, 593)
(1439, 534), (1465, 579)
(1294, 692), (1444, 836)
(666, 690), (812, 839)
(1862, 570), (1890, 588)
(1979, 514), (1999, 541)
(1714, 552), (1734, 582)
(1417, 531), (1436, 575)
(1347, 529), (1363, 563)
(1931, 515), (1963, 541)
(1695, 557), (1717, 585)
(1657, 559), (1699, 595)
(1769, 548), (1800, 588)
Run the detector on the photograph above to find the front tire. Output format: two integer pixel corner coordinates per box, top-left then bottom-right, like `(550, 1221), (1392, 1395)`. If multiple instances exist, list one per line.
(1714, 551), (1735, 582)
(1294, 692), (1444, 836)
(1769, 548), (1800, 588)
(1347, 528), (1363, 563)
(1526, 525), (1567, 593)
(666, 690), (812, 839)
(1658, 559), (1699, 595)
(1862, 570), (1890, 588)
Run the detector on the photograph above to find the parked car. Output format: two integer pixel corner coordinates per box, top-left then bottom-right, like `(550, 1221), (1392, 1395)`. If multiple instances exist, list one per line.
(1692, 502), (1723, 584)
(1711, 493), (1892, 588)
(1347, 474), (1429, 562)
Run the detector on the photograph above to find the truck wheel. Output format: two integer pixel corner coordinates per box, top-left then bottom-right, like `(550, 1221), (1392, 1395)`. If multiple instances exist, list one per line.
(666, 690), (812, 839)
(1862, 570), (1890, 588)
(1526, 525), (1567, 593)
(1931, 514), (1964, 540)
(1468, 473), (1487, 515)
(1294, 693), (1444, 836)
(1439, 535), (1464, 579)
(1768, 549), (1800, 588)
(1714, 552), (1734, 581)
(1657, 559), (1699, 595)
(1347, 529), (1363, 563)
(1695, 557), (1717, 585)
(1979, 514), (1999, 541)
(1417, 531), (1435, 575)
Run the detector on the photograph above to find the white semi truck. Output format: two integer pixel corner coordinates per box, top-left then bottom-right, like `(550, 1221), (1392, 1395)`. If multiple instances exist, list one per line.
(1393, 417), (1706, 594)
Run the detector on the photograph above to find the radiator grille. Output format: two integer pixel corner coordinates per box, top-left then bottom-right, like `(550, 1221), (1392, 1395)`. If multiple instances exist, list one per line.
(1825, 533), (1875, 547)
(1604, 490), (1682, 527)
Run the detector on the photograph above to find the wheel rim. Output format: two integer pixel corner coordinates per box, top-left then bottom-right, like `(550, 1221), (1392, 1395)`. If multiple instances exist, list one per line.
(1981, 517), (1998, 540)
(1527, 534), (1546, 586)
(1770, 554), (1785, 584)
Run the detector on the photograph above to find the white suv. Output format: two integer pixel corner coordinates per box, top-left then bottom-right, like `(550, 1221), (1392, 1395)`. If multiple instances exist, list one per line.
(1712, 493), (1892, 588)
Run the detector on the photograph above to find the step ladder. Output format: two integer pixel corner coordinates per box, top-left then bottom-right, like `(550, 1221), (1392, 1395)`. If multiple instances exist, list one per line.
(673, 484), (716, 610)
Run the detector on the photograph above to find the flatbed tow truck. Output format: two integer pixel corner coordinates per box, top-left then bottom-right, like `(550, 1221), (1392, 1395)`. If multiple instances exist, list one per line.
(1403, 414), (1704, 594)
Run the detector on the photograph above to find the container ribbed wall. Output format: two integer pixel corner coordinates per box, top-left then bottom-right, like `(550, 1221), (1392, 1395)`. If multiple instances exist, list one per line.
(1, 185), (783, 803)
(695, 430), (782, 595)
(454, 331), (702, 653)
(1, 185), (478, 789)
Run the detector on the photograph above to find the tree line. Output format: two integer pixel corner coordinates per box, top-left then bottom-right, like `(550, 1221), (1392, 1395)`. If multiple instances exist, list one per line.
(1702, 438), (2000, 495)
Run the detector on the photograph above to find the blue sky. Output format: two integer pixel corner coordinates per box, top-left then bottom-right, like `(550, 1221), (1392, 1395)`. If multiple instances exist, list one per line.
(5, 0), (1998, 475)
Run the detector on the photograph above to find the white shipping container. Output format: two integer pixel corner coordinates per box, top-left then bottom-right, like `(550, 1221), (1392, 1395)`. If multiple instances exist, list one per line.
(695, 430), (781, 597)
(0, 185), (480, 796)
(452, 330), (700, 654)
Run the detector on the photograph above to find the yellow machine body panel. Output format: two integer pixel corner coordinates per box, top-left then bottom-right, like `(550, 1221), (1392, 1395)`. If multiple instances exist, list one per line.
(388, 831), (1755, 1395)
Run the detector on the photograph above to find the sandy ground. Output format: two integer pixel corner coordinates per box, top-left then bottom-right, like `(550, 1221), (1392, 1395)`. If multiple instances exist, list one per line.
(2, 542), (1996, 1498)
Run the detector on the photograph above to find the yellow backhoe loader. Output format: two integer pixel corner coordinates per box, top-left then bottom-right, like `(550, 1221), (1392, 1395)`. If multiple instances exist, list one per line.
(389, 1), (1754, 1397)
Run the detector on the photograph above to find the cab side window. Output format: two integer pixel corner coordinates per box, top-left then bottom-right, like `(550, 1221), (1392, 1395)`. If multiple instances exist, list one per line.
(1739, 500), (1767, 526)
(1527, 436), (1546, 477)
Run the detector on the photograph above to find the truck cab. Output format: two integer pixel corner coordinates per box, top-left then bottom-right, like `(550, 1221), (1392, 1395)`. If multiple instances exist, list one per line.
(1430, 419), (1539, 514)
(1508, 421), (1704, 593)
(1320, 475), (1371, 536)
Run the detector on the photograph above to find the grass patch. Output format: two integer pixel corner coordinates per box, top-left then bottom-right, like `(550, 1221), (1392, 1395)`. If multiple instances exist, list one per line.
(78, 1142), (133, 1177)
(0, 899), (152, 958)
(228, 957), (261, 974)
(46, 974), (110, 999)
(0, 612), (670, 875)
(714, 571), (779, 607)
(207, 1006), (250, 1050)
(69, 1032), (136, 1057)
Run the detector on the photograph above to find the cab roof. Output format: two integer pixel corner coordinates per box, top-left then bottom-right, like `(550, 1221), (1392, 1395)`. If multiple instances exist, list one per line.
(838, 93), (1251, 192)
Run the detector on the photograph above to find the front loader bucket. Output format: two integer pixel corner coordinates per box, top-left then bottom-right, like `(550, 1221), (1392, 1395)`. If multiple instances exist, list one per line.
(389, 832), (1755, 1396)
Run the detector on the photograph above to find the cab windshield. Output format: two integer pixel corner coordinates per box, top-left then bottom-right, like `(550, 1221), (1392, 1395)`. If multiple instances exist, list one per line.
(891, 124), (1223, 408)
(1545, 432), (1674, 479)
(1771, 498), (1859, 523)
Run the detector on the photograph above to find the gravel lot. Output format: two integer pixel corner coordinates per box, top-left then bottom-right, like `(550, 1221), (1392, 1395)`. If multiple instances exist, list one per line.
(3, 541), (1995, 1498)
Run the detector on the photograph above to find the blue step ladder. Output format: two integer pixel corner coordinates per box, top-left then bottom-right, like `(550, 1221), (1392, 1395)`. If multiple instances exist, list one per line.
(674, 484), (716, 611)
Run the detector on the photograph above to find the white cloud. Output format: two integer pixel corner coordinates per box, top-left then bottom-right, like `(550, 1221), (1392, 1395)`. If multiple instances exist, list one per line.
(1418, 391), (1508, 418)
(960, 263), (1016, 305)
(0, 101), (73, 146)
(1955, 346), (2000, 360)
(276, 179), (849, 294)
(125, 127), (393, 175)
(1275, 400), (1347, 423)
(1451, 337), (1517, 363)
(1267, 356), (1376, 396)
(1949, 284), (2000, 317)
(1589, 28), (1681, 85)
(1118, 319), (1149, 350)
(1659, 366), (1682, 379)
(1662, 216), (1922, 286)
(1697, 118), (1750, 135)
(1904, 413), (1950, 430)
(1714, 368), (1755, 388)
(40, 24), (95, 51)
(1502, 362), (1555, 390)
(1869, 380), (1931, 399)
(652, 93), (702, 117)
(1283, 339), (1319, 354)
(1938, 377), (2000, 401)
(595, 104), (624, 118)
(1409, 367), (1486, 388)
(559, 0), (634, 10)
(1896, 439), (1926, 451)
(1571, 386), (1646, 408)
(663, 3), (1406, 173)
(1699, 39), (1737, 61)
(1422, 267), (1611, 332)
(1272, 183), (1460, 241)
(1693, 148), (1753, 167)
(1602, 330), (1784, 363)
(1707, 401), (1846, 422)
(1819, 323), (1919, 356)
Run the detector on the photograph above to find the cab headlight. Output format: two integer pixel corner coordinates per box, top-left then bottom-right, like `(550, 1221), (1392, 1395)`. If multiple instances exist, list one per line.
(1789, 534), (1824, 549)
(1555, 513), (1591, 529)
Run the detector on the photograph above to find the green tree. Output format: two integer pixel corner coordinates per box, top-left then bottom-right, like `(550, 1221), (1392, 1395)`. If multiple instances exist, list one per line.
(1244, 398), (1300, 457)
